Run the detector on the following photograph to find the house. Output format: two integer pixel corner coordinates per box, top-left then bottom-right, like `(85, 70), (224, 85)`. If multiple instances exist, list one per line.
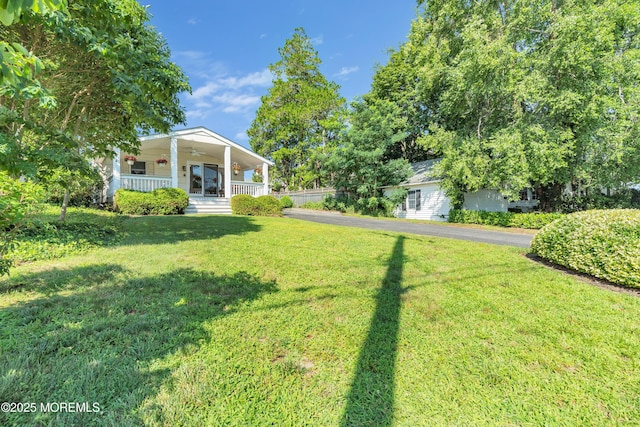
(382, 159), (522, 221)
(99, 127), (273, 214)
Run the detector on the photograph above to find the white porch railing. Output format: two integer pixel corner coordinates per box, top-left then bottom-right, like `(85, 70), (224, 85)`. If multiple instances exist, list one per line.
(119, 175), (263, 197)
(121, 175), (172, 192)
(232, 182), (264, 197)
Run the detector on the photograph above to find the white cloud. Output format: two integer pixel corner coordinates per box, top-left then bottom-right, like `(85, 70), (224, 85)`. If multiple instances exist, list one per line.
(334, 66), (359, 78)
(220, 69), (273, 89)
(186, 109), (208, 120)
(260, 33), (268, 39)
(187, 71), (268, 116)
(194, 101), (213, 109)
(179, 50), (271, 119)
(174, 50), (208, 61)
(311, 35), (324, 46)
(235, 131), (248, 140)
(191, 82), (220, 100)
(213, 93), (261, 113)
(187, 18), (198, 25)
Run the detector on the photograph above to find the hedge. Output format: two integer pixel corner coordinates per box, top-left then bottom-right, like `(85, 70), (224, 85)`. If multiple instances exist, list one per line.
(449, 209), (564, 229)
(530, 209), (640, 288)
(231, 195), (282, 216)
(114, 188), (189, 215)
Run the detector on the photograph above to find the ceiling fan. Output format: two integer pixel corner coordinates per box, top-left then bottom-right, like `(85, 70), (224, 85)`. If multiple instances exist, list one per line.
(190, 147), (205, 157)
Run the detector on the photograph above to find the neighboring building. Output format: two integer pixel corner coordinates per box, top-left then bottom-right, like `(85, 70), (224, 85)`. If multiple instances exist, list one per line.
(97, 127), (273, 214)
(382, 159), (513, 221)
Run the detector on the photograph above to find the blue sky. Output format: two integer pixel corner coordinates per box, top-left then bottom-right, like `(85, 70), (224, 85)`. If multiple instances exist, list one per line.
(145, 1), (418, 148)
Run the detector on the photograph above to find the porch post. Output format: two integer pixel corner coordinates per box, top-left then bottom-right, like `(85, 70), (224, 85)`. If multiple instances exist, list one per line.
(262, 161), (269, 196)
(112, 147), (121, 193)
(170, 136), (178, 188)
(224, 145), (231, 199)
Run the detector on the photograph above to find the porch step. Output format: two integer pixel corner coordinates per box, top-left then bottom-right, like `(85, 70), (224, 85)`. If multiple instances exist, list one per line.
(185, 197), (232, 215)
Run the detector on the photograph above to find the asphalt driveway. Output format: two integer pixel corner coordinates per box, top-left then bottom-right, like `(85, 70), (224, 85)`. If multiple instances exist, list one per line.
(283, 209), (533, 248)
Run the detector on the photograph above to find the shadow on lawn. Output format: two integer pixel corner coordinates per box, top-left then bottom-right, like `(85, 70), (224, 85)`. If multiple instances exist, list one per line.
(0, 263), (126, 294)
(340, 235), (406, 427)
(0, 266), (276, 426)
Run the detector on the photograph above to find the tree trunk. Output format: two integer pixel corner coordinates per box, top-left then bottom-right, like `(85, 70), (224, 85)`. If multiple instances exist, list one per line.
(59, 188), (70, 222)
(451, 193), (465, 210)
(538, 182), (563, 212)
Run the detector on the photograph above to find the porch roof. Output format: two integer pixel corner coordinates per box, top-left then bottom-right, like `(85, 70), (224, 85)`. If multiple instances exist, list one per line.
(138, 127), (274, 169)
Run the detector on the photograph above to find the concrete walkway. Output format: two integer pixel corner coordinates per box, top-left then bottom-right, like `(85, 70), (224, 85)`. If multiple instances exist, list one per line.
(283, 209), (533, 248)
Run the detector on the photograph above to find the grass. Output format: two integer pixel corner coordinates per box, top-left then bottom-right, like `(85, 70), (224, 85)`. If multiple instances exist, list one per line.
(1, 212), (639, 426)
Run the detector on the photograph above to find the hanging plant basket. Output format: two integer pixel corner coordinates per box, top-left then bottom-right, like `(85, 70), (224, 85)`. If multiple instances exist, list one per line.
(232, 162), (241, 175)
(156, 158), (168, 167)
(124, 155), (137, 165)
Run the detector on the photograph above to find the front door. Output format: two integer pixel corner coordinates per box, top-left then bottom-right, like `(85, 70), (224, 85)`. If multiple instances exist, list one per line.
(190, 163), (220, 196)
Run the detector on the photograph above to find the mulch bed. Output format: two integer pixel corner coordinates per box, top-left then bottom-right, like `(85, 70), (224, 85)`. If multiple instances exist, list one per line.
(525, 253), (640, 298)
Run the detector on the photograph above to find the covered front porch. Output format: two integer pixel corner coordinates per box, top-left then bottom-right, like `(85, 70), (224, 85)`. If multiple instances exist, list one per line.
(116, 175), (266, 198)
(107, 127), (273, 211)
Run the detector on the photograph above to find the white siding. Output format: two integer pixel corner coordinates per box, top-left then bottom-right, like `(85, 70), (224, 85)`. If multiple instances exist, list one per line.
(385, 183), (451, 221)
(462, 189), (508, 212)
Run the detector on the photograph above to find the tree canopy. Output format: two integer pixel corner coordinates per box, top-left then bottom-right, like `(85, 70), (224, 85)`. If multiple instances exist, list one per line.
(367, 0), (640, 210)
(1, 0), (189, 218)
(367, 35), (432, 164)
(328, 99), (412, 200)
(248, 27), (345, 191)
(1, 0), (189, 174)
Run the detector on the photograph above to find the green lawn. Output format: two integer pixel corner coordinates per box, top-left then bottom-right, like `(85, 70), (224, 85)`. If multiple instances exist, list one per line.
(1, 213), (639, 426)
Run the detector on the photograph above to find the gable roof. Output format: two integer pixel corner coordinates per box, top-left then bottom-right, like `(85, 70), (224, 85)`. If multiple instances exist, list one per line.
(399, 159), (442, 186)
(139, 126), (274, 166)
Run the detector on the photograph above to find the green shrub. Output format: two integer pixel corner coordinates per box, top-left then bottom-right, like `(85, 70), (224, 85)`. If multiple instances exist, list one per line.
(44, 168), (104, 207)
(150, 188), (189, 215)
(509, 212), (564, 229)
(231, 194), (257, 215)
(254, 196), (283, 216)
(300, 201), (325, 210)
(319, 194), (396, 217)
(114, 188), (188, 215)
(231, 195), (282, 216)
(448, 209), (481, 224)
(0, 173), (44, 276)
(280, 195), (294, 208)
(559, 190), (640, 213)
(530, 209), (640, 288)
(114, 190), (150, 215)
(448, 209), (563, 229)
(322, 194), (337, 210)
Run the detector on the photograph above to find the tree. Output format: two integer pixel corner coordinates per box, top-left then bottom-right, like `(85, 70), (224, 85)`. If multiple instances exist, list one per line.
(382, 0), (640, 210)
(367, 27), (433, 163)
(0, 171), (43, 276)
(0, 0), (190, 219)
(0, 0), (67, 105)
(248, 27), (345, 191)
(0, 0), (65, 275)
(328, 99), (412, 200)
